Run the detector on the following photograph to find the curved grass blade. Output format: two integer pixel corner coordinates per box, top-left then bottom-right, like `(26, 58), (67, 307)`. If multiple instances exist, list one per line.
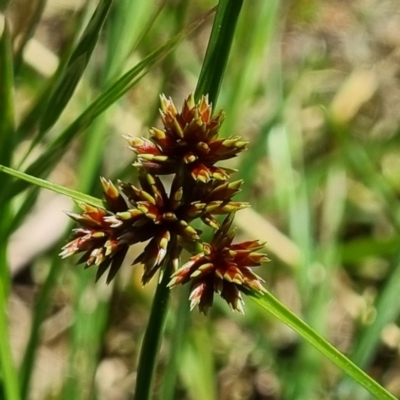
(0, 164), (104, 208)
(8, 8), (215, 199)
(36, 0), (113, 136)
(247, 289), (397, 400)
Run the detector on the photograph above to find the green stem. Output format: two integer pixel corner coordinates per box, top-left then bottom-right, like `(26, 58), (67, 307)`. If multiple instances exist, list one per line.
(0, 244), (20, 400)
(195, 0), (243, 105)
(133, 244), (176, 400)
(248, 290), (397, 400)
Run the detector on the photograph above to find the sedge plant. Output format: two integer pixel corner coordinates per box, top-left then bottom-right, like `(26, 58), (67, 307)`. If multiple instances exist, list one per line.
(0, 1), (399, 400)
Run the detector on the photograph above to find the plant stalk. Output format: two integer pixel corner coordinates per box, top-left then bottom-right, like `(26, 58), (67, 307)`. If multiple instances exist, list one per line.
(133, 241), (176, 400)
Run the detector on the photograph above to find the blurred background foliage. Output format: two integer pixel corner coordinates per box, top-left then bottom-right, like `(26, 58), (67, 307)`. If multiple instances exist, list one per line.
(2, 0), (400, 399)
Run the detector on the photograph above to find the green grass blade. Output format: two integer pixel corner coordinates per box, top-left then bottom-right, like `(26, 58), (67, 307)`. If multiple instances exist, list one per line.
(0, 165), (104, 208)
(0, 20), (19, 400)
(195, 0), (243, 105)
(0, 18), (14, 166)
(37, 0), (113, 135)
(248, 290), (397, 400)
(0, 274), (20, 400)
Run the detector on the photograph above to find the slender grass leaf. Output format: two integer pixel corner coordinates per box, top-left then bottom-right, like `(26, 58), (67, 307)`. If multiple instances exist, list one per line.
(0, 18), (14, 166)
(0, 274), (20, 400)
(195, 0), (242, 105)
(0, 21), (18, 389)
(37, 0), (113, 136)
(247, 290), (397, 400)
(0, 164), (104, 208)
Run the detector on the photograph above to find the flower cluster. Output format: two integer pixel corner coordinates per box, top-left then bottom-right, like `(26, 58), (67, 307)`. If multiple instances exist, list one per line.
(61, 94), (268, 313)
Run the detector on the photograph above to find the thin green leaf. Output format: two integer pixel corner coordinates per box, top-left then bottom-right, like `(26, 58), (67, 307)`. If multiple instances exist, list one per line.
(0, 165), (104, 208)
(248, 290), (397, 400)
(0, 21), (19, 400)
(0, 275), (20, 400)
(37, 0), (113, 135)
(0, 18), (14, 165)
(195, 0), (243, 105)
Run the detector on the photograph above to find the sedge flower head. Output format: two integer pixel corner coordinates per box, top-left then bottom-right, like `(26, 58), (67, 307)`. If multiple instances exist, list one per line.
(62, 92), (268, 315)
(168, 214), (269, 314)
(125, 93), (248, 183)
(61, 173), (198, 284)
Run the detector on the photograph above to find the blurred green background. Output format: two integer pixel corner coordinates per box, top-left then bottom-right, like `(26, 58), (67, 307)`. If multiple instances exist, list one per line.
(3, 0), (400, 399)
